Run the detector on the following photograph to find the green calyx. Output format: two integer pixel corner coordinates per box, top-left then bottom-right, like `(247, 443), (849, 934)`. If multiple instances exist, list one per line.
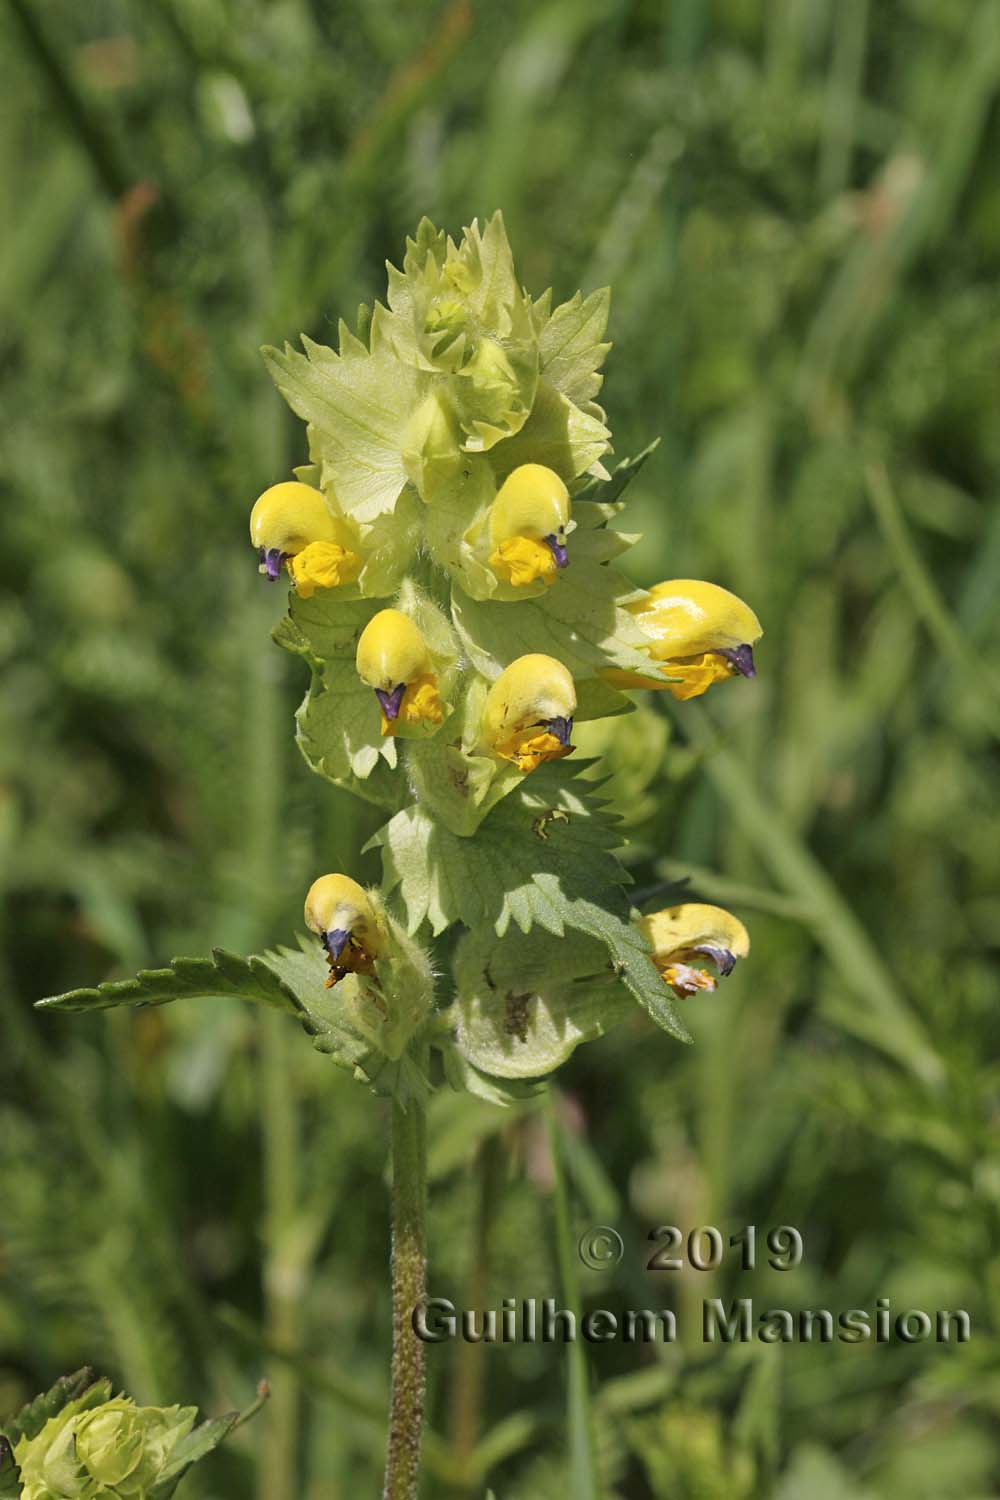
(9, 1381), (226, 1500)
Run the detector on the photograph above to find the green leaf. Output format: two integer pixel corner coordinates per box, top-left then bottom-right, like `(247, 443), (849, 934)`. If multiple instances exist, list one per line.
(0, 1437), (17, 1500)
(575, 438), (661, 505)
(35, 949), (302, 1016)
(567, 896), (692, 1043)
(451, 924), (633, 1078)
(439, 1042), (542, 1107)
(274, 592), (398, 785)
(38, 936), (437, 1092)
(490, 378), (610, 483)
(451, 558), (651, 682)
(262, 330), (422, 523)
(149, 1412), (240, 1500)
(369, 760), (632, 937)
(295, 660), (397, 783)
(1, 1369), (104, 1449)
(535, 286), (611, 411)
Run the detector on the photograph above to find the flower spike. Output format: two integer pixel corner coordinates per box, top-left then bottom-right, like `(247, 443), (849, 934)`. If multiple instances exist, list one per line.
(356, 609), (445, 736)
(606, 580), (762, 699)
(481, 654), (577, 773)
(249, 481), (361, 590)
(305, 874), (385, 988)
(489, 464), (572, 587)
(638, 903), (750, 999)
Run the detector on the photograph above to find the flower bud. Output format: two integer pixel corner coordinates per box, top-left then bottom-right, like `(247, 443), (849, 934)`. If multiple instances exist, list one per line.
(480, 654), (576, 773)
(605, 580), (762, 699)
(14, 1395), (198, 1500)
(488, 464), (571, 587)
(304, 874), (385, 987)
(638, 903), (750, 999)
(250, 481), (360, 587)
(355, 609), (445, 736)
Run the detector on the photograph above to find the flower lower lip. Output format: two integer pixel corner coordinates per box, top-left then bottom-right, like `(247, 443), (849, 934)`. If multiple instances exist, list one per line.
(715, 644), (756, 678)
(375, 684), (407, 721)
(258, 546), (287, 581)
(544, 534), (569, 569)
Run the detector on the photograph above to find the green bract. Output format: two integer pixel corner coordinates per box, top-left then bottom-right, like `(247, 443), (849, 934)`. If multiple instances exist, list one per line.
(4, 1372), (242, 1500)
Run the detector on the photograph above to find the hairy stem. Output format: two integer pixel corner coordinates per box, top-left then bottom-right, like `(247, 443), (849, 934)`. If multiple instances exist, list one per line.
(383, 1094), (428, 1500)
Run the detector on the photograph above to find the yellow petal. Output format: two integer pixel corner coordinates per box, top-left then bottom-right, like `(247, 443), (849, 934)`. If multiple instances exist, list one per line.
(356, 609), (432, 691)
(630, 579), (762, 660)
(304, 874), (384, 986)
(249, 481), (342, 555)
(481, 654), (576, 750)
(638, 902), (749, 998)
(489, 536), (559, 587)
(289, 540), (362, 597)
(489, 464), (570, 545)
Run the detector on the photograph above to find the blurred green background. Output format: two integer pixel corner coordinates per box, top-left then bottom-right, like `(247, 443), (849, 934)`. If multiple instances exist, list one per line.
(2, 0), (999, 1496)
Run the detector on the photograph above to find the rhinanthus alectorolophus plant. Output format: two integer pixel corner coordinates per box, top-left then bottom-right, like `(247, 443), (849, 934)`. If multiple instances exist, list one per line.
(39, 214), (761, 1500)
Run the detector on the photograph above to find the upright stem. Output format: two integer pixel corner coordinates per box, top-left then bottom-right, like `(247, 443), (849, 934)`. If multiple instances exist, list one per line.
(383, 1094), (428, 1500)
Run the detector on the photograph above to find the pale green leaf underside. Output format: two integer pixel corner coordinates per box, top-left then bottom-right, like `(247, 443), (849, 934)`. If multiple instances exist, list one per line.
(452, 924), (633, 1078)
(451, 558), (651, 681)
(274, 592), (397, 784)
(262, 336), (421, 522)
(370, 761), (631, 938)
(536, 286), (611, 410)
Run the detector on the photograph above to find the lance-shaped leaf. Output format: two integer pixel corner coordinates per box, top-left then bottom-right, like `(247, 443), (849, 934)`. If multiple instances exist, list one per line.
(37, 939), (435, 1091)
(36, 949), (301, 1016)
(574, 437), (661, 505)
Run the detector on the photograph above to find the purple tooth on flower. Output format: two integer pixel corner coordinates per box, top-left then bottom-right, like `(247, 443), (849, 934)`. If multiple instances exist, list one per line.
(542, 715), (574, 748)
(258, 546), (287, 581)
(324, 928), (350, 962)
(693, 943), (738, 977)
(544, 533), (569, 570)
(375, 683), (407, 722)
(715, 644), (756, 678)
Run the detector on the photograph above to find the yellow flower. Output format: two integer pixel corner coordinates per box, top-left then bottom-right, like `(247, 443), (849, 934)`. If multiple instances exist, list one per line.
(305, 873), (385, 988)
(605, 580), (762, 699)
(489, 464), (571, 587)
(249, 480), (360, 587)
(481, 654), (576, 772)
(638, 903), (750, 999)
(356, 609), (445, 736)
